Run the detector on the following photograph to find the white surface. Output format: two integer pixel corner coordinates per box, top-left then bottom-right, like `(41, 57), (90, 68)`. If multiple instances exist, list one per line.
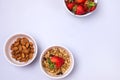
(0, 0), (120, 80)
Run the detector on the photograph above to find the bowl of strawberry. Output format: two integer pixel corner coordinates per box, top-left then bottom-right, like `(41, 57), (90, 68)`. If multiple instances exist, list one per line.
(40, 45), (74, 79)
(64, 0), (97, 17)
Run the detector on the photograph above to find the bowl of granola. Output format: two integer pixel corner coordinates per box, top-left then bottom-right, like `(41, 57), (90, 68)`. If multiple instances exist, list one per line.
(40, 45), (74, 79)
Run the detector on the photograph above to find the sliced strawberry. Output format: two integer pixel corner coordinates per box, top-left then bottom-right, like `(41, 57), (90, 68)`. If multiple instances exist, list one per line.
(51, 56), (64, 68)
(56, 63), (62, 68)
(51, 56), (59, 63)
(66, 2), (75, 11)
(56, 59), (64, 68)
(75, 0), (86, 4)
(75, 5), (85, 15)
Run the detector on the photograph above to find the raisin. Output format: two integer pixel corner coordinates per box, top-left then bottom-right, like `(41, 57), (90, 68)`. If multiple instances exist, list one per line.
(49, 54), (54, 57)
(56, 72), (63, 75)
(43, 57), (46, 61)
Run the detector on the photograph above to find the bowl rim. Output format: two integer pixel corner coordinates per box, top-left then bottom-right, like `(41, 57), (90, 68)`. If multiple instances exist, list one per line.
(40, 45), (74, 79)
(63, 0), (98, 17)
(4, 33), (38, 67)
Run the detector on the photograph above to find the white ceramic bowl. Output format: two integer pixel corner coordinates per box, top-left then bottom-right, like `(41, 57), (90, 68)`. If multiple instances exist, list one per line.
(40, 45), (74, 79)
(63, 0), (98, 17)
(4, 33), (38, 66)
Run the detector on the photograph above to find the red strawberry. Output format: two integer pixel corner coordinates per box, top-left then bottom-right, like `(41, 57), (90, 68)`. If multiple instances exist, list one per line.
(84, 0), (96, 12)
(90, 6), (96, 12)
(75, 0), (86, 4)
(75, 5), (85, 15)
(51, 56), (64, 68)
(66, 2), (75, 11)
(51, 56), (59, 63)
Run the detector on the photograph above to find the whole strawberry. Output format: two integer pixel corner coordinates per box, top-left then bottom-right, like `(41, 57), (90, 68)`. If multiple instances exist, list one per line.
(90, 6), (96, 12)
(84, 0), (97, 12)
(76, 5), (85, 15)
(73, 5), (85, 15)
(66, 2), (75, 11)
(75, 0), (86, 4)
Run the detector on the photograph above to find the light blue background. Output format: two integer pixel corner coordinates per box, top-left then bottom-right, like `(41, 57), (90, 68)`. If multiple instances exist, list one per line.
(0, 0), (120, 80)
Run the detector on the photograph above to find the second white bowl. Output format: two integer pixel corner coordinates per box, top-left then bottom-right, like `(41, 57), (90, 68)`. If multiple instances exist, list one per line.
(4, 33), (38, 66)
(40, 45), (74, 79)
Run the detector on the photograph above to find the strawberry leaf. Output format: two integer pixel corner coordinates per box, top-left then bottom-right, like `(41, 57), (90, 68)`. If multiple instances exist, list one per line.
(89, 2), (95, 7)
(69, 0), (74, 3)
(48, 58), (51, 64)
(86, 0), (96, 12)
(50, 63), (54, 69)
(72, 5), (77, 13)
(47, 58), (55, 69)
